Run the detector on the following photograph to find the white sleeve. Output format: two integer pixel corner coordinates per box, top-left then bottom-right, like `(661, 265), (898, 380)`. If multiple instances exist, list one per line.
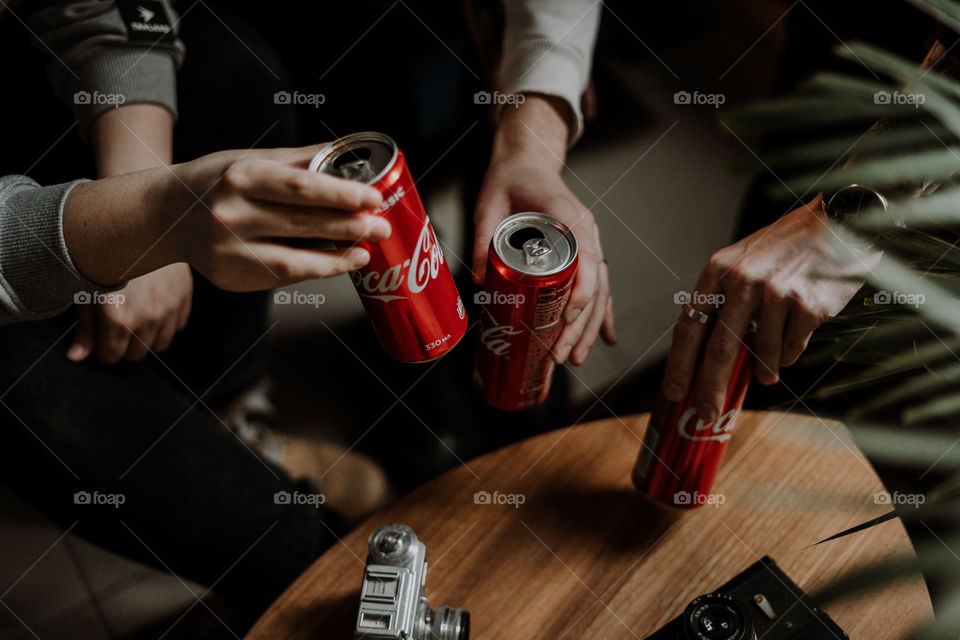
(498, 0), (602, 145)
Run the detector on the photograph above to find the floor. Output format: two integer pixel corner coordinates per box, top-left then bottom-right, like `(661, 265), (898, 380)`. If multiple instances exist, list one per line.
(0, 3), (787, 638)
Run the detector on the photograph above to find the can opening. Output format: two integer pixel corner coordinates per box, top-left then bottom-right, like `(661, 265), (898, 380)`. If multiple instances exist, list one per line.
(332, 147), (375, 182)
(493, 213), (576, 277)
(508, 227), (545, 250)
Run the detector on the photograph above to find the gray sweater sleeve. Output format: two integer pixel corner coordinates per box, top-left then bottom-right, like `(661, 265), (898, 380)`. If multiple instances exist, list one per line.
(0, 176), (118, 326)
(24, 0), (185, 138)
(499, 0), (601, 145)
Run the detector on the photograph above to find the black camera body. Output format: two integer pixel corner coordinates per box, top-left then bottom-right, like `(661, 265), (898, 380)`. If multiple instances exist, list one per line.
(646, 557), (848, 640)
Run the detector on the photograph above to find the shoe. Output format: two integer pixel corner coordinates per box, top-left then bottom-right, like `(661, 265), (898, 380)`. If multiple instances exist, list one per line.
(219, 379), (392, 523)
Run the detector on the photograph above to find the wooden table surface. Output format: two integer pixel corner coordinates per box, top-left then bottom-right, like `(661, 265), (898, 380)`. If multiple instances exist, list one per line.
(246, 411), (932, 639)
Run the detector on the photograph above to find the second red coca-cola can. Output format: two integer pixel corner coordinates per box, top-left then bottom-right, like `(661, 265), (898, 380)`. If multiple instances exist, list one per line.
(632, 338), (754, 508)
(472, 212), (578, 411)
(309, 132), (467, 363)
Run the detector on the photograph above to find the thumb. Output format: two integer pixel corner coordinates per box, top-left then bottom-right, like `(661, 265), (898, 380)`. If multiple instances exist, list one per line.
(67, 304), (97, 362)
(472, 189), (511, 285)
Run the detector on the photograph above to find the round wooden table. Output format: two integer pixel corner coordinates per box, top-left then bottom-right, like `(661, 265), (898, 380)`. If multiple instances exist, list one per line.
(246, 411), (932, 639)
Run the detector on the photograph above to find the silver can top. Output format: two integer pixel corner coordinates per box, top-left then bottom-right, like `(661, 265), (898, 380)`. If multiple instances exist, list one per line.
(492, 212), (577, 277)
(308, 131), (398, 185)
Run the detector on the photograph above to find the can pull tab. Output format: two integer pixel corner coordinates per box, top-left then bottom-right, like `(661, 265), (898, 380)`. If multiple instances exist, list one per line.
(338, 158), (375, 183)
(522, 237), (554, 267)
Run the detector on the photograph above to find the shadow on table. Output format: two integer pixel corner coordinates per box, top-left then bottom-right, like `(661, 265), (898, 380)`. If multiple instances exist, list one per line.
(529, 485), (678, 553)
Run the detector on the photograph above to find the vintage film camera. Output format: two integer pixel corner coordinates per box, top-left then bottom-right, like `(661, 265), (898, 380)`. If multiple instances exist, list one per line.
(646, 556), (847, 640)
(355, 523), (469, 639)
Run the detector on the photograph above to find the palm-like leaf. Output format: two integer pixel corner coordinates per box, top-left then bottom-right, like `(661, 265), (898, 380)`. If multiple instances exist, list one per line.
(723, 3), (960, 636)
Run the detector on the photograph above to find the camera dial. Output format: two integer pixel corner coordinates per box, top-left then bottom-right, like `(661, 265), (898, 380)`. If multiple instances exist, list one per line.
(683, 593), (755, 640)
(369, 523), (418, 565)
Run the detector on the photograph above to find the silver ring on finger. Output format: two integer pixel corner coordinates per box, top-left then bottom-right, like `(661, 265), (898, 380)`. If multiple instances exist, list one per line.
(683, 303), (714, 325)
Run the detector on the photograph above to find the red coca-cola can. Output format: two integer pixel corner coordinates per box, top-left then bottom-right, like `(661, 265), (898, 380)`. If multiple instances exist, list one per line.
(472, 212), (578, 411)
(309, 132), (467, 362)
(632, 338), (754, 508)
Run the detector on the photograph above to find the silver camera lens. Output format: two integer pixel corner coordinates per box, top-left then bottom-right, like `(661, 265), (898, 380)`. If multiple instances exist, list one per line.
(683, 593), (754, 640)
(417, 603), (470, 640)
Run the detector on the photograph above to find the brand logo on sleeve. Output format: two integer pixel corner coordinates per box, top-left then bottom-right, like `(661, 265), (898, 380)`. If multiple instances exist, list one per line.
(119, 0), (175, 42)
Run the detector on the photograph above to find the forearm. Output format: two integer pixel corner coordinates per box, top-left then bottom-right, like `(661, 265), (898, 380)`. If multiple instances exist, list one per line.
(92, 104), (174, 176)
(64, 168), (182, 286)
(490, 94), (570, 170)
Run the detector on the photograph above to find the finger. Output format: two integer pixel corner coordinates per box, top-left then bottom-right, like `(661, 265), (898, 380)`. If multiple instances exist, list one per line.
(96, 315), (132, 365)
(552, 298), (594, 365)
(67, 304), (97, 362)
(472, 188), (511, 284)
(601, 295), (617, 345)
(565, 250), (598, 325)
(257, 243), (372, 286)
(753, 286), (789, 385)
(252, 203), (391, 241)
(153, 316), (179, 354)
(124, 324), (157, 362)
(694, 290), (760, 422)
(178, 295), (192, 331)
(781, 305), (823, 366)
(225, 159), (383, 210)
(571, 262), (611, 364)
(661, 266), (724, 402)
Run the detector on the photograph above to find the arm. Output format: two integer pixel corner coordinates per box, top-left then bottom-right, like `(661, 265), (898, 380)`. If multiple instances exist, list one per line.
(0, 145), (393, 326)
(662, 40), (953, 421)
(473, 0), (614, 366)
(66, 103), (192, 363)
(26, 0), (184, 139)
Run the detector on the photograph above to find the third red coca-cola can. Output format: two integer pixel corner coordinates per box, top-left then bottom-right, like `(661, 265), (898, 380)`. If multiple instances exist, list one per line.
(472, 212), (578, 411)
(632, 339), (754, 508)
(309, 132), (467, 362)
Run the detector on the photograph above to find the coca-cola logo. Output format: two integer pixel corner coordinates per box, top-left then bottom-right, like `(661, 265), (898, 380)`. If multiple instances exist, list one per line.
(480, 323), (523, 356)
(676, 407), (740, 442)
(351, 215), (445, 302)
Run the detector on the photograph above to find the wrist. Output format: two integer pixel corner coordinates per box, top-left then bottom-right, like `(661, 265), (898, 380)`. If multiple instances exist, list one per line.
(491, 94), (570, 171)
(149, 164), (193, 266)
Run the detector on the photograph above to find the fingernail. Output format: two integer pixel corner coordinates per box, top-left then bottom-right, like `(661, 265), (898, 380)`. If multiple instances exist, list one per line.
(66, 344), (84, 361)
(362, 189), (383, 208)
(372, 218), (391, 238)
(565, 308), (582, 324)
(663, 382), (683, 401)
(354, 248), (371, 267)
(700, 404), (719, 422)
(554, 343), (571, 363)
